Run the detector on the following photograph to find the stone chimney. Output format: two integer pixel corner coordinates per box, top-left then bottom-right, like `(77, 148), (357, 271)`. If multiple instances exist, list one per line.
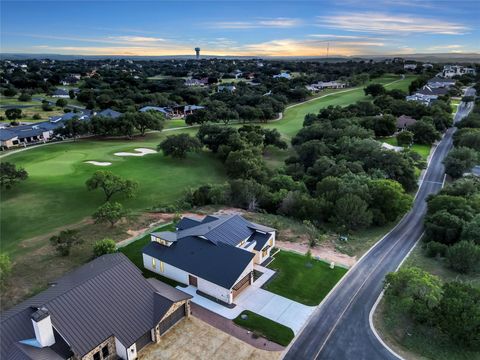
(31, 308), (55, 347)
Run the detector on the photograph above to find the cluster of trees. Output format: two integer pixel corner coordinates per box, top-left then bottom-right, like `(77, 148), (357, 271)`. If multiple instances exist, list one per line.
(182, 118), (412, 232)
(444, 102), (480, 178)
(54, 111), (165, 139)
(384, 267), (480, 349)
(0, 162), (28, 189)
(423, 177), (480, 274)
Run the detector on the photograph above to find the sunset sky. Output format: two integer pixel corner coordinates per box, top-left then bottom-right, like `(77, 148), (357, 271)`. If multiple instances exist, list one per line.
(1, 0), (479, 57)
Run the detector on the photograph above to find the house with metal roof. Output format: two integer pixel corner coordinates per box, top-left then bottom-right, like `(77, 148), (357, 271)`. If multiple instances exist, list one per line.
(139, 106), (172, 118)
(396, 115), (417, 130)
(0, 122), (63, 149)
(142, 214), (275, 305)
(0, 253), (192, 360)
(51, 88), (70, 98)
(427, 77), (456, 89)
(96, 108), (123, 119)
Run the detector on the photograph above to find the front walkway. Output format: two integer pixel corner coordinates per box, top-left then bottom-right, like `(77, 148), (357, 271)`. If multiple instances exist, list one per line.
(176, 265), (316, 334)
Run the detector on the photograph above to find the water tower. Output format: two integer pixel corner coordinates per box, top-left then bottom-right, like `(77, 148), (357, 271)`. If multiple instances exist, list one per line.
(195, 47), (201, 60)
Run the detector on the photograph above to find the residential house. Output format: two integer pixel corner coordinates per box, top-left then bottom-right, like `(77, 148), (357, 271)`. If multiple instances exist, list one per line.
(0, 253), (192, 360)
(61, 74), (81, 86)
(273, 72), (291, 80)
(405, 93), (432, 106)
(427, 77), (456, 89)
(415, 85), (449, 99)
(306, 81), (346, 92)
(184, 78), (209, 87)
(170, 105), (205, 117)
(396, 115), (417, 131)
(49, 110), (91, 123)
(217, 85), (236, 93)
(440, 65), (476, 78)
(0, 122), (61, 149)
(52, 88), (70, 98)
(96, 108), (123, 119)
(422, 63), (433, 69)
(139, 106), (173, 118)
(404, 64), (417, 70)
(142, 215), (276, 305)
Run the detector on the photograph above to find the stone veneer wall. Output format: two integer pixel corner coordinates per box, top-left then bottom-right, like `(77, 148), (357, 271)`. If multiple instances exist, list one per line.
(153, 300), (190, 342)
(80, 336), (117, 360)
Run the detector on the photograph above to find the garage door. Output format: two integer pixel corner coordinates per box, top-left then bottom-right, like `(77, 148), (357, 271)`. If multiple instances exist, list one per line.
(232, 272), (251, 299)
(159, 304), (186, 335)
(135, 331), (152, 351)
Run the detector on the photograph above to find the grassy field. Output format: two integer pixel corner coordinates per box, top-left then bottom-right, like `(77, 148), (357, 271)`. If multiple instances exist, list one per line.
(234, 310), (294, 346)
(265, 250), (347, 305)
(264, 75), (416, 139)
(1, 131), (226, 257)
(381, 136), (432, 160)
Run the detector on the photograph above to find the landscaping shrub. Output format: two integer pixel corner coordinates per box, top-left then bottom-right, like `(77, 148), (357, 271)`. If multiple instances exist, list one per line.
(424, 241), (448, 258)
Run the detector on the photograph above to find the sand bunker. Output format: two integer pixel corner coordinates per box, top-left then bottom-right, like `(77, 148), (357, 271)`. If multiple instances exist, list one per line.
(85, 161), (112, 166)
(114, 148), (157, 157)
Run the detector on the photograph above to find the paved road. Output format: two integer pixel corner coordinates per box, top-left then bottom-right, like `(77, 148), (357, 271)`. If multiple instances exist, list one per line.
(283, 88), (476, 360)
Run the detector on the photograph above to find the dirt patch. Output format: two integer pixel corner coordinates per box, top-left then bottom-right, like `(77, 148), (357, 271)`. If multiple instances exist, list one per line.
(138, 316), (281, 360)
(275, 240), (356, 268)
(2, 212), (173, 310)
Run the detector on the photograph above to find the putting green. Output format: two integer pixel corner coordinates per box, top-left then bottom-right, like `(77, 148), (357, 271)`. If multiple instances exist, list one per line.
(1, 132), (226, 256)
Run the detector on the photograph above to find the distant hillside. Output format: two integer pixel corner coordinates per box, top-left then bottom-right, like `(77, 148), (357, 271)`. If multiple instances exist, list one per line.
(1, 52), (479, 63)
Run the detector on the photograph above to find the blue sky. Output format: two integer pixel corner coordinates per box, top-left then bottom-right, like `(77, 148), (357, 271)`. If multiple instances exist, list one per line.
(1, 0), (479, 56)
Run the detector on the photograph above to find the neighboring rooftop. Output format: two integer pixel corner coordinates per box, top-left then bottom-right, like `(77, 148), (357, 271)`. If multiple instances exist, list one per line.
(1, 253), (187, 359)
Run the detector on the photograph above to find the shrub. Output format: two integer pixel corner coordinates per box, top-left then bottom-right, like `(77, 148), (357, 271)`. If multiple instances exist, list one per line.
(424, 241), (448, 258)
(32, 113), (42, 120)
(93, 239), (117, 257)
(18, 93), (32, 102)
(446, 240), (480, 274)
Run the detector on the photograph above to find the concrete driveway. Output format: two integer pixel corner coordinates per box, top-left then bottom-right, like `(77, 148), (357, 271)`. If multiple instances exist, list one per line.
(235, 287), (315, 334)
(178, 265), (315, 334)
(138, 316), (280, 360)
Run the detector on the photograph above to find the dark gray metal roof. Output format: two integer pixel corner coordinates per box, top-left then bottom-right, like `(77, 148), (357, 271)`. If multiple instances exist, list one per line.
(97, 108), (122, 119)
(176, 215), (274, 247)
(176, 217), (202, 230)
(143, 237), (255, 289)
(146, 279), (193, 303)
(7, 342), (65, 360)
(151, 231), (177, 242)
(0, 129), (17, 141)
(251, 232), (272, 251)
(1, 253), (182, 359)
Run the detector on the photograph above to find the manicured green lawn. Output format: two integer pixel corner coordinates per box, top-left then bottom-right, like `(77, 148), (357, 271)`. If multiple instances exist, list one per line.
(380, 136), (431, 160)
(233, 310), (294, 346)
(265, 250), (347, 305)
(118, 222), (180, 286)
(264, 75), (416, 139)
(1, 131), (226, 257)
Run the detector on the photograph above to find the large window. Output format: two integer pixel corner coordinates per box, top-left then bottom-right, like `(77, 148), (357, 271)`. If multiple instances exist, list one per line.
(160, 261), (165, 272)
(93, 352), (100, 360)
(152, 258), (156, 269)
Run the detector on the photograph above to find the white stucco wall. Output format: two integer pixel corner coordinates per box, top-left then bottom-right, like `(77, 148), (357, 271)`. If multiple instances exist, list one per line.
(127, 343), (137, 360)
(143, 253), (190, 284)
(197, 278), (232, 303)
(115, 338), (127, 360)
